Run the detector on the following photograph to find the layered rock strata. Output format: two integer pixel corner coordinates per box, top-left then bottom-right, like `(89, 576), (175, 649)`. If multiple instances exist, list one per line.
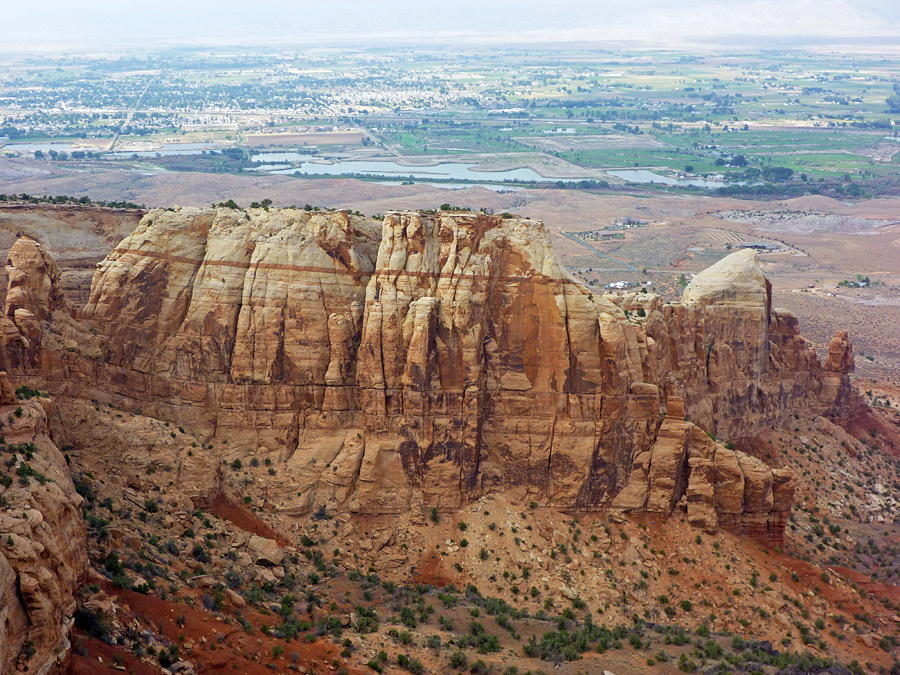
(0, 208), (864, 543)
(0, 395), (88, 675)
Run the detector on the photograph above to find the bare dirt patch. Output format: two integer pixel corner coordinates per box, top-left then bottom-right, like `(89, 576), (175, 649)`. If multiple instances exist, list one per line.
(99, 580), (357, 675)
(206, 492), (289, 545)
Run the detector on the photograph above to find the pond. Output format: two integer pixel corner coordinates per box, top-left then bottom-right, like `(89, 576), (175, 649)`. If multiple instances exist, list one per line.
(607, 169), (745, 188)
(253, 153), (574, 184)
(3, 142), (79, 153)
(108, 142), (227, 157)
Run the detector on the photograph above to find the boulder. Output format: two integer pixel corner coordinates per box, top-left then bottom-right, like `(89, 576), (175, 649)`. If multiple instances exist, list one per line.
(247, 535), (284, 566)
(683, 249), (768, 307)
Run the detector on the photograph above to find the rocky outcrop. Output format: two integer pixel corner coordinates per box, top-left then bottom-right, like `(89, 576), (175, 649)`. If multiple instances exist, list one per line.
(0, 371), (17, 405)
(683, 248), (771, 307)
(77, 206), (380, 449)
(5, 236), (69, 323)
(352, 211), (654, 511)
(824, 330), (854, 373)
(0, 203), (144, 307)
(0, 236), (103, 390)
(2, 236), (70, 350)
(611, 397), (796, 546)
(0, 208), (864, 535)
(0, 399), (88, 675)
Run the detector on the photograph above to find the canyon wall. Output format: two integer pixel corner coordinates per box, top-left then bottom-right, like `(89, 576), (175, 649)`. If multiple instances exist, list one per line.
(0, 204), (144, 308)
(0, 390), (88, 675)
(0, 208), (865, 539)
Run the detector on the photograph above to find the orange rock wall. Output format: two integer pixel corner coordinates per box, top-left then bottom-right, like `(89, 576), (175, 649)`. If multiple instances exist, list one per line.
(0, 209), (865, 533)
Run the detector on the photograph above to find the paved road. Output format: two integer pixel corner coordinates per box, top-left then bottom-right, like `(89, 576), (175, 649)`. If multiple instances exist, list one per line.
(108, 78), (154, 152)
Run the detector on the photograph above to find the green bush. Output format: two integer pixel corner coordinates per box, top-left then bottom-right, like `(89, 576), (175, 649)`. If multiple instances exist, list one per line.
(73, 607), (110, 640)
(449, 651), (468, 669)
(678, 654), (696, 672)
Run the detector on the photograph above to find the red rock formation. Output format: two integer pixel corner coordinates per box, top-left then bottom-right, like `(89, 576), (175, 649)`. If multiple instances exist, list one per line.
(0, 209), (863, 533)
(3, 236), (70, 351)
(611, 397), (796, 546)
(824, 330), (855, 373)
(0, 208), (872, 671)
(5, 236), (69, 323)
(78, 207), (379, 449)
(0, 371), (16, 405)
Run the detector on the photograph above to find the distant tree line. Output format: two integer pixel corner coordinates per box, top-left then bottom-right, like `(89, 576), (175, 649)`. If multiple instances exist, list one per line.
(887, 84), (900, 114)
(0, 193), (145, 210)
(33, 150), (101, 160)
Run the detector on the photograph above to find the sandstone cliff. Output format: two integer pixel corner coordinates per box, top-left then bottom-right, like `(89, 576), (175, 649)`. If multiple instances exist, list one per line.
(79, 206), (380, 449)
(0, 390), (88, 675)
(611, 395), (796, 546)
(0, 208), (865, 544)
(0, 204), (144, 307)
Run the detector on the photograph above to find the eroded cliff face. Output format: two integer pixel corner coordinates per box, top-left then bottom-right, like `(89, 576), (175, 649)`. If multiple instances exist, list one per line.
(611, 395), (797, 547)
(354, 211), (651, 513)
(68, 207), (378, 450)
(0, 390), (88, 675)
(0, 208), (866, 544)
(0, 204), (144, 308)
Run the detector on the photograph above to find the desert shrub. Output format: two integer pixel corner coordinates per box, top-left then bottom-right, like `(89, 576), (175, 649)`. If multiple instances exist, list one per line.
(73, 607), (110, 641)
(449, 651), (468, 669)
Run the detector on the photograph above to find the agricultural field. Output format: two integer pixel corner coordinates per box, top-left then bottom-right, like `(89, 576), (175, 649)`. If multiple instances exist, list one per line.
(0, 47), (898, 196)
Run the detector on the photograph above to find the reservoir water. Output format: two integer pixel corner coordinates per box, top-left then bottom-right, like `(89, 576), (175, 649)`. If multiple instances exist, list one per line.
(3, 142), (80, 153)
(108, 142), (226, 157)
(607, 169), (742, 188)
(252, 152), (573, 184)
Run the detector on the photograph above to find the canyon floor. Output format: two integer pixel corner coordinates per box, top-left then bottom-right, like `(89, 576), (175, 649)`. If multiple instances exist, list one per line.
(55, 400), (900, 674)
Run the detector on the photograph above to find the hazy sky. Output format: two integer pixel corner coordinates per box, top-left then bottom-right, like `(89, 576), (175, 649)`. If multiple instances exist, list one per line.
(5, 0), (899, 52)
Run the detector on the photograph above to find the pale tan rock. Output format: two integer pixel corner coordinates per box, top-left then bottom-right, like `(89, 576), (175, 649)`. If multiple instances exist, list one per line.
(247, 535), (284, 566)
(12, 308), (41, 344)
(622, 545), (642, 565)
(82, 593), (116, 616)
(683, 249), (768, 307)
(225, 588), (246, 608)
(560, 585), (578, 600)
(255, 567), (277, 585)
(5, 236), (68, 322)
(0, 401), (87, 675)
